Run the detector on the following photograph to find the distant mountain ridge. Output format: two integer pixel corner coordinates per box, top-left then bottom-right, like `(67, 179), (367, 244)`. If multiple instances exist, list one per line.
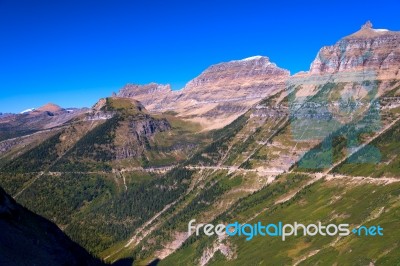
(117, 56), (289, 130)
(116, 22), (400, 129)
(7, 22), (400, 131)
(36, 103), (64, 113)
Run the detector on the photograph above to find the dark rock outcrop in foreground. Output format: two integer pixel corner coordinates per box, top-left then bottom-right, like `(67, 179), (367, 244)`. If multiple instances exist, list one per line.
(0, 186), (106, 266)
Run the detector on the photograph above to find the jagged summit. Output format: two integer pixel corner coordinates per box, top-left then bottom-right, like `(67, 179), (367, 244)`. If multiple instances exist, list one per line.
(362, 20), (373, 29)
(302, 21), (400, 79)
(344, 21), (400, 39)
(360, 20), (388, 32)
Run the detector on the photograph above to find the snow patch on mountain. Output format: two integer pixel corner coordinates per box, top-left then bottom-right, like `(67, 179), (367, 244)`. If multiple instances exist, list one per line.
(20, 108), (35, 114)
(240, 55), (264, 61)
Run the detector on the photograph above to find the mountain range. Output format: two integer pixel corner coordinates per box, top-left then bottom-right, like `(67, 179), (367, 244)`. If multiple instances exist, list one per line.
(1, 21), (400, 265)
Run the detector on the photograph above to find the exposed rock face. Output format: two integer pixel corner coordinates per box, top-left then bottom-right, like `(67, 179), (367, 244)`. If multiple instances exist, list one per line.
(69, 97), (173, 161)
(115, 116), (171, 160)
(130, 117), (171, 137)
(309, 21), (400, 80)
(178, 56), (289, 113)
(285, 22), (400, 157)
(117, 56), (290, 130)
(87, 97), (173, 160)
(290, 22), (400, 104)
(0, 186), (105, 266)
(92, 98), (108, 111)
(117, 83), (173, 110)
(85, 112), (114, 121)
(118, 83), (171, 98)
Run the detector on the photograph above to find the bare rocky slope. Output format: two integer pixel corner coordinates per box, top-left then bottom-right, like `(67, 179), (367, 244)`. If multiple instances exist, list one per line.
(310, 21), (400, 79)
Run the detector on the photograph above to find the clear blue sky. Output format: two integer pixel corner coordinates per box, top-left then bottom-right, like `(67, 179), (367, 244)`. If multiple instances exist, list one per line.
(1, 0), (400, 113)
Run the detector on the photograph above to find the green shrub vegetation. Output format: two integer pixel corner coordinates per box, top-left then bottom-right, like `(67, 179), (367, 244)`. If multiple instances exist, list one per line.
(333, 119), (400, 177)
(187, 114), (248, 165)
(162, 178), (400, 265)
(65, 168), (195, 253)
(0, 132), (63, 173)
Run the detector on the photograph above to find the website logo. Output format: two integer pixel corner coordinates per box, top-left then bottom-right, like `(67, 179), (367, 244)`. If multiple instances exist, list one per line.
(188, 219), (383, 241)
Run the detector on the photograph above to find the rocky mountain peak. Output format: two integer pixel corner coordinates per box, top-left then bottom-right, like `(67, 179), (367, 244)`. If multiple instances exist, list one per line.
(343, 21), (398, 40)
(183, 55), (289, 91)
(308, 22), (400, 79)
(361, 20), (373, 30)
(36, 103), (63, 113)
